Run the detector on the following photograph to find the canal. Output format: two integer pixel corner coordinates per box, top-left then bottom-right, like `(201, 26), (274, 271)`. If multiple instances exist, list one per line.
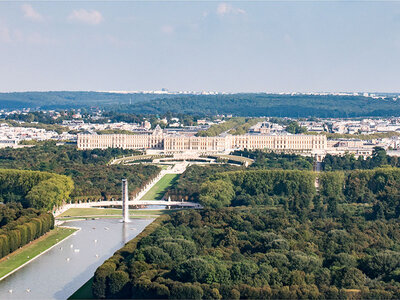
(0, 218), (153, 299)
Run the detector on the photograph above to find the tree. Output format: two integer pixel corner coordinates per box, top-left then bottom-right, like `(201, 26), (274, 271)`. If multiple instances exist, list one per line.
(199, 179), (234, 208)
(285, 121), (307, 134)
(108, 270), (130, 297)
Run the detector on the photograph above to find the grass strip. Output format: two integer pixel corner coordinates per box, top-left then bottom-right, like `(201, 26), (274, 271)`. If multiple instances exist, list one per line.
(141, 174), (180, 200)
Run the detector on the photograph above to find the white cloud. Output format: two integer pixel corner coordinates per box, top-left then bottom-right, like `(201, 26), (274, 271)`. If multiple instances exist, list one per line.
(21, 4), (44, 22)
(0, 24), (50, 45)
(161, 25), (174, 35)
(68, 9), (103, 25)
(216, 3), (246, 16)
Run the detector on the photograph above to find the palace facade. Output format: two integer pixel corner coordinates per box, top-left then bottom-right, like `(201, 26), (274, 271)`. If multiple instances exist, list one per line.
(77, 128), (327, 154)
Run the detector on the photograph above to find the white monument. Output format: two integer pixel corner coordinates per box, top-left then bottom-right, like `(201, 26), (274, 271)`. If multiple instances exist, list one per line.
(122, 179), (130, 223)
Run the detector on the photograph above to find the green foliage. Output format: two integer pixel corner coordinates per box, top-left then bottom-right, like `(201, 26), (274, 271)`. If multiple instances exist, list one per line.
(0, 203), (54, 259)
(196, 118), (256, 137)
(113, 93), (400, 117)
(165, 164), (239, 202)
(285, 121), (307, 134)
(96, 129), (137, 135)
(199, 180), (235, 208)
(0, 142), (160, 201)
(90, 164), (400, 299)
(322, 147), (398, 171)
(0, 168), (73, 210)
(108, 270), (130, 297)
(92, 208), (400, 299)
(3, 92), (400, 118)
(212, 169), (316, 212)
(233, 150), (313, 170)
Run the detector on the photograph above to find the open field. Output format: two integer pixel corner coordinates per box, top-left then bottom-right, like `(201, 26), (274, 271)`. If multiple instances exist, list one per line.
(141, 174), (180, 200)
(0, 227), (77, 279)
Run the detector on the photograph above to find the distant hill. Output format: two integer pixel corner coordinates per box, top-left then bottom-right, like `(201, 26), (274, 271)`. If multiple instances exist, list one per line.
(1, 91), (400, 117)
(115, 93), (400, 118)
(0, 91), (173, 109)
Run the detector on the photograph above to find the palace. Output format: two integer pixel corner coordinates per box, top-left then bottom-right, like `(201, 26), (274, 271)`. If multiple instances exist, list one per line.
(77, 126), (327, 155)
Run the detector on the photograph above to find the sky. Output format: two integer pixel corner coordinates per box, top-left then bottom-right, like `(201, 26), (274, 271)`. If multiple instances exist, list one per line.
(0, 1), (400, 93)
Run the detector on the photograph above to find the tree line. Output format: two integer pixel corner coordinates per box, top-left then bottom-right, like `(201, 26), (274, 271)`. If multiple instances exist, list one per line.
(0, 168), (73, 210)
(0, 203), (54, 259)
(112, 93), (400, 117)
(200, 170), (316, 215)
(199, 167), (400, 221)
(164, 165), (240, 202)
(0, 142), (160, 201)
(3, 92), (400, 118)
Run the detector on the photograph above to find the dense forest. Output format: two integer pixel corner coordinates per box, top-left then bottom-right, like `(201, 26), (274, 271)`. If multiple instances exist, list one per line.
(93, 207), (400, 299)
(199, 168), (400, 219)
(114, 94), (400, 117)
(0, 169), (73, 210)
(0, 142), (160, 201)
(164, 152), (313, 203)
(91, 160), (400, 299)
(2, 92), (400, 118)
(200, 170), (316, 210)
(0, 91), (176, 109)
(0, 203), (54, 259)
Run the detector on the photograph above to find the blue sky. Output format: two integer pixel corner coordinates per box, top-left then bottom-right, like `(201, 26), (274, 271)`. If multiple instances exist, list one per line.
(0, 1), (399, 93)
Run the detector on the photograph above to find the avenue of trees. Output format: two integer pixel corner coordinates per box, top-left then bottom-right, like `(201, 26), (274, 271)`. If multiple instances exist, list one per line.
(92, 207), (400, 299)
(0, 169), (73, 210)
(0, 203), (54, 259)
(0, 142), (160, 201)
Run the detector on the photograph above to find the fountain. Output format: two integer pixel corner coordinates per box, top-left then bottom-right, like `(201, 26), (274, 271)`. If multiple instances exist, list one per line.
(122, 179), (130, 223)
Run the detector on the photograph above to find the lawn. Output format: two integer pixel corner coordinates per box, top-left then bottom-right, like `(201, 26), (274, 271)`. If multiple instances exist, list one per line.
(141, 174), (180, 200)
(0, 227), (77, 279)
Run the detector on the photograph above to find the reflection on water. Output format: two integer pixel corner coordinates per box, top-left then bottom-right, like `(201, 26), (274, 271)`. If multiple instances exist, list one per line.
(0, 218), (153, 300)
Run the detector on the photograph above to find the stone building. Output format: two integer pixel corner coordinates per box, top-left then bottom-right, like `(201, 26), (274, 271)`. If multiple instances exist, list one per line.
(77, 126), (327, 155)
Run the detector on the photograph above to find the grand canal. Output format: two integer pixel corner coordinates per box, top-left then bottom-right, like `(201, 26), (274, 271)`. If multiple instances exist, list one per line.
(0, 218), (153, 299)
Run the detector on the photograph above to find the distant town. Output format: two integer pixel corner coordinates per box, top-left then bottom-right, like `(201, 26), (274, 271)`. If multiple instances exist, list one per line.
(2, 108), (400, 162)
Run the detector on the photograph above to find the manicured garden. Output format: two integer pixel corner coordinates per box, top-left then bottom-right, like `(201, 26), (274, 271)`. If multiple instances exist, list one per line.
(141, 174), (180, 200)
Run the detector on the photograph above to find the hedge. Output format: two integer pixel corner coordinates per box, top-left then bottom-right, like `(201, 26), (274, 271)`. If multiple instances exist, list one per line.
(0, 211), (54, 259)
